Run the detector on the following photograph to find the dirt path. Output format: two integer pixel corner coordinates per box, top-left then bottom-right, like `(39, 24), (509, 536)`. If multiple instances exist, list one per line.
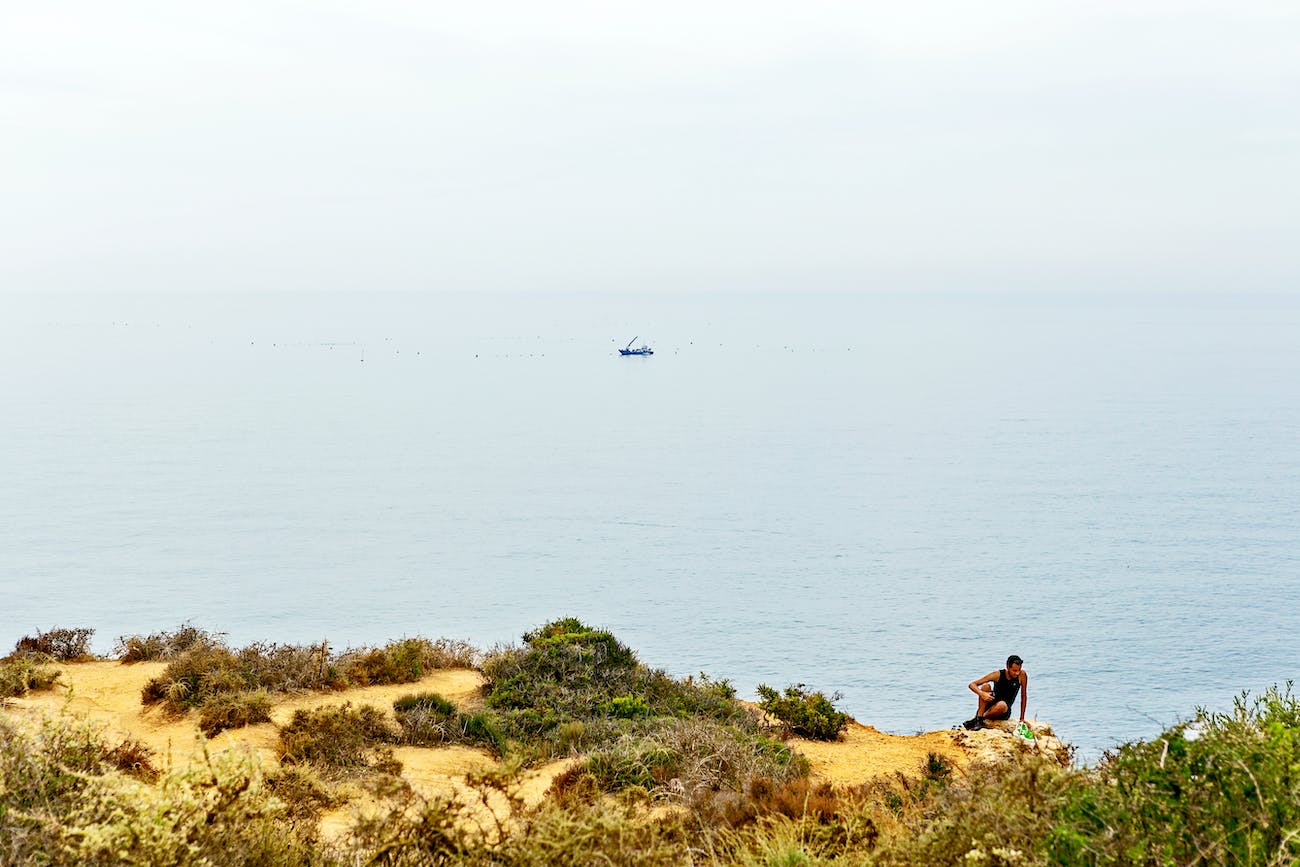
(789, 719), (971, 785)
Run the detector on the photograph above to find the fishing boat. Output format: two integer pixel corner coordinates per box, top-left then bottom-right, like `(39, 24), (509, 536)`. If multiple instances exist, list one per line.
(618, 337), (654, 356)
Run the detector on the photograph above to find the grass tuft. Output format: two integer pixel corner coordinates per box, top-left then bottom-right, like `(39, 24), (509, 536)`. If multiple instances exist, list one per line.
(0, 657), (60, 697)
(198, 690), (274, 736)
(278, 702), (400, 773)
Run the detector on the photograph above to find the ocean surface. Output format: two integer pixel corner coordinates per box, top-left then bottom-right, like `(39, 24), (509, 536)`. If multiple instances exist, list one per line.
(3, 290), (1298, 759)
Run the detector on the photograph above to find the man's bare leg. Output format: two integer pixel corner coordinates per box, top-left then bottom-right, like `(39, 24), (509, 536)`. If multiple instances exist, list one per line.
(976, 697), (1008, 720)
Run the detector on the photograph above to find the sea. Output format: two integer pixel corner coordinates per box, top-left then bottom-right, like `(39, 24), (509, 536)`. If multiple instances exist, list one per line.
(3, 290), (1298, 760)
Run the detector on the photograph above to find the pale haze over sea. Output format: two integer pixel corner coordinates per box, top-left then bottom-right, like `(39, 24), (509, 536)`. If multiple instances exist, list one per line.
(3, 289), (1297, 758)
(4, 0), (1299, 761)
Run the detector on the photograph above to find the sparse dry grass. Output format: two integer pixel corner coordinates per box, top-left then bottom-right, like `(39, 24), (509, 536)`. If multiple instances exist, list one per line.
(115, 624), (221, 662)
(278, 702), (402, 776)
(11, 627), (96, 661)
(0, 657), (60, 697)
(198, 689), (274, 736)
(0, 714), (323, 866)
(137, 632), (478, 723)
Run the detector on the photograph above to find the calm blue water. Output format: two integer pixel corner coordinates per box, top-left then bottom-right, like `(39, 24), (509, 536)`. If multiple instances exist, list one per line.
(3, 290), (1298, 759)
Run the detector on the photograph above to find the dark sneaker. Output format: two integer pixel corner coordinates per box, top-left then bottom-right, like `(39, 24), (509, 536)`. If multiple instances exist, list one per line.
(961, 717), (984, 731)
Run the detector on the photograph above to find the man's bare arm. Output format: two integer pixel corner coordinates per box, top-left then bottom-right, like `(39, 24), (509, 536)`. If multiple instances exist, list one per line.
(1019, 673), (1028, 721)
(968, 671), (1000, 696)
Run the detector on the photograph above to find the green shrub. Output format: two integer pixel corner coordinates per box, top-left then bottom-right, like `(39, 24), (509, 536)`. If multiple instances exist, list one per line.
(479, 618), (753, 761)
(459, 711), (509, 754)
(554, 720), (587, 752)
(394, 691), (457, 716)
(390, 692), (511, 754)
(12, 627), (94, 661)
(339, 637), (474, 686)
(604, 695), (650, 718)
(482, 618), (644, 719)
(1048, 684), (1300, 866)
(756, 683), (850, 740)
(0, 657), (60, 697)
(199, 690), (273, 736)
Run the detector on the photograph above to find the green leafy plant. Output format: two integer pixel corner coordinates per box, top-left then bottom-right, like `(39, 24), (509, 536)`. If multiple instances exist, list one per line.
(604, 695), (650, 719)
(1048, 684), (1300, 866)
(756, 683), (850, 741)
(479, 617), (754, 762)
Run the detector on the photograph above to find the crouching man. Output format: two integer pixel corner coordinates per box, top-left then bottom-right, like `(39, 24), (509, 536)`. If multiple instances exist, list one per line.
(964, 655), (1027, 730)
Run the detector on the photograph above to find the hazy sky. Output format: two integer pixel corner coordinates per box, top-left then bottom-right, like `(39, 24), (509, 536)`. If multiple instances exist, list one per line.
(2, 1), (1297, 293)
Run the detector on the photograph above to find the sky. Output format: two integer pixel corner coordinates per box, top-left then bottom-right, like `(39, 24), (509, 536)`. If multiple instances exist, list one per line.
(2, 1), (1298, 294)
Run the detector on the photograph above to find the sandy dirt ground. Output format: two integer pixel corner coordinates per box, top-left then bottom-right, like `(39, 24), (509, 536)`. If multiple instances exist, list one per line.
(790, 719), (971, 784)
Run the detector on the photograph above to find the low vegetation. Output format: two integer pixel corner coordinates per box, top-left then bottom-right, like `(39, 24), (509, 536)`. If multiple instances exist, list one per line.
(127, 627), (476, 738)
(0, 715), (319, 866)
(115, 623), (222, 661)
(0, 656), (61, 698)
(460, 617), (808, 805)
(393, 691), (470, 746)
(340, 637), (478, 685)
(11, 626), (96, 661)
(278, 702), (402, 775)
(756, 682), (852, 740)
(4, 619), (1299, 866)
(198, 689), (274, 736)
(1, 629), (88, 699)
(1046, 684), (1300, 865)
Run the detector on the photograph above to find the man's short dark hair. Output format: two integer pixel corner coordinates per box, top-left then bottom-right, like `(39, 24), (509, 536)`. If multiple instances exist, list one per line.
(1007, 655), (1023, 668)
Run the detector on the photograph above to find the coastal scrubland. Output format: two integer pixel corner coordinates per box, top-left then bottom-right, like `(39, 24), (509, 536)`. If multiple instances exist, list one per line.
(2, 619), (1298, 865)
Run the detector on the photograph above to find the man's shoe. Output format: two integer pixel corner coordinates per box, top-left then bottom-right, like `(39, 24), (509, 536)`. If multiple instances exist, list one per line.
(961, 717), (984, 731)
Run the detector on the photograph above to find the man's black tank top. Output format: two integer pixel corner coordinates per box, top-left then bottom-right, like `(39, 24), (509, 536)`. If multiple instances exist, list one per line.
(992, 669), (1020, 705)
